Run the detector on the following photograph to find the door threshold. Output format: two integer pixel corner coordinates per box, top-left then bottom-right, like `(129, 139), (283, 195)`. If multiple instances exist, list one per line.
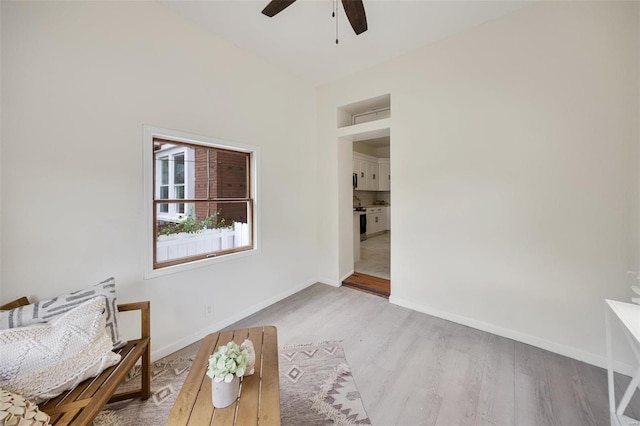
(342, 272), (390, 299)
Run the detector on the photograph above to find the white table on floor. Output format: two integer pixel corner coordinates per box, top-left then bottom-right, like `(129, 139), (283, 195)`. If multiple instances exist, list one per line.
(605, 299), (640, 425)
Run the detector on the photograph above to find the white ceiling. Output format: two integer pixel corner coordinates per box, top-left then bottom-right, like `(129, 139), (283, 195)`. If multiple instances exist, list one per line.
(160, 0), (532, 85)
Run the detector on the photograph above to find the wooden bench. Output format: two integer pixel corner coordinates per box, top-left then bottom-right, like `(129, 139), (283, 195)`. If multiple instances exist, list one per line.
(0, 297), (151, 425)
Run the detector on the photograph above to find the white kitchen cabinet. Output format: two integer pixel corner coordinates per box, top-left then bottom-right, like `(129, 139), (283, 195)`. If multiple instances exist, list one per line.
(366, 207), (385, 235)
(367, 161), (379, 191)
(366, 213), (379, 235)
(354, 153), (375, 191)
(354, 153), (389, 191)
(378, 159), (390, 191)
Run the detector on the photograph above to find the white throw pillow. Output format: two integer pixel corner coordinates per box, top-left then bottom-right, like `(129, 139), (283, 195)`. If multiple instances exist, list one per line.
(0, 297), (121, 402)
(0, 277), (125, 349)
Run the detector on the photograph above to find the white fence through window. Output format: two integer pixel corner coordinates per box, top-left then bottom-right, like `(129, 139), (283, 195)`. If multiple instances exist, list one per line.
(156, 222), (250, 262)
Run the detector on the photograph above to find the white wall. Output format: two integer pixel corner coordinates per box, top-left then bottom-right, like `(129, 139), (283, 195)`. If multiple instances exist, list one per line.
(0, 0), (3, 301)
(317, 1), (640, 368)
(1, 1), (318, 358)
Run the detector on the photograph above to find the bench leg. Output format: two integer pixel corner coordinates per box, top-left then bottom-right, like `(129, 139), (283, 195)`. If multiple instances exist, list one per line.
(140, 302), (151, 400)
(141, 342), (151, 400)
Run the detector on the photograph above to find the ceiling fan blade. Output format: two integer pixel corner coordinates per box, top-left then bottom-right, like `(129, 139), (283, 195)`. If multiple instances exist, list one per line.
(262, 0), (297, 17)
(341, 0), (368, 35)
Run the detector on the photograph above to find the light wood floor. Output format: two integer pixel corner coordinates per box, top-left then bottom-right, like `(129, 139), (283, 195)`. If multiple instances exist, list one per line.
(355, 232), (390, 280)
(225, 283), (639, 425)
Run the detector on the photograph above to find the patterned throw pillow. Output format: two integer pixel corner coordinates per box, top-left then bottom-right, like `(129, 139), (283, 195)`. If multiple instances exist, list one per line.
(0, 277), (124, 349)
(0, 297), (121, 402)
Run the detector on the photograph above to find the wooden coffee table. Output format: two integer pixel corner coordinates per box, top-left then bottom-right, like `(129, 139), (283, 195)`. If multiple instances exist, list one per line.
(166, 326), (280, 425)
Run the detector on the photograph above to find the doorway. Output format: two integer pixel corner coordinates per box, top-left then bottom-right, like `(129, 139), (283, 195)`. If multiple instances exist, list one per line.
(345, 137), (390, 297)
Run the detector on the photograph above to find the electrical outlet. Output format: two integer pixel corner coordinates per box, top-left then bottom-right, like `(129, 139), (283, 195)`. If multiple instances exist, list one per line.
(204, 304), (213, 318)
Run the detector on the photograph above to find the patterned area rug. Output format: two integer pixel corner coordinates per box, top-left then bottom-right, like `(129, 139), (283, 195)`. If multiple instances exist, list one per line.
(93, 340), (369, 426)
(280, 342), (370, 425)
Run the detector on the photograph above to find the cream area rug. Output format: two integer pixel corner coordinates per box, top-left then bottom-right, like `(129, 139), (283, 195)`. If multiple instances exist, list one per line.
(93, 340), (370, 426)
(279, 342), (370, 426)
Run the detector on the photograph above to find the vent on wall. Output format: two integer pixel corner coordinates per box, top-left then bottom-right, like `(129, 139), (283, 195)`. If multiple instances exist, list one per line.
(337, 93), (391, 128)
(352, 107), (391, 125)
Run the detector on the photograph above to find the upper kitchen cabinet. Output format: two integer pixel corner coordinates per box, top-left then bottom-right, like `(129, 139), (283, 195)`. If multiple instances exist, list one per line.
(353, 153), (389, 192)
(353, 153), (375, 191)
(367, 160), (379, 190)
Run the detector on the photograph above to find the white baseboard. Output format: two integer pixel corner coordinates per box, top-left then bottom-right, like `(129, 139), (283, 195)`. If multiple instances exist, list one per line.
(389, 296), (634, 376)
(151, 278), (318, 361)
(318, 277), (341, 287)
(318, 271), (354, 288)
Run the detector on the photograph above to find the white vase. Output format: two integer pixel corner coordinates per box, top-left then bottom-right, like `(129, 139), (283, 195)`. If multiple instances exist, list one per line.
(211, 376), (239, 408)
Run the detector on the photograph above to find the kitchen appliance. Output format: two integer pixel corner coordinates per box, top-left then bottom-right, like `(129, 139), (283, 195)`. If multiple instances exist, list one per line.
(359, 214), (367, 241)
(353, 173), (358, 189)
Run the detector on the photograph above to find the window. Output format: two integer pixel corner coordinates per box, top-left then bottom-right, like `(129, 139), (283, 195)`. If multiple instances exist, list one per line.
(144, 126), (259, 277)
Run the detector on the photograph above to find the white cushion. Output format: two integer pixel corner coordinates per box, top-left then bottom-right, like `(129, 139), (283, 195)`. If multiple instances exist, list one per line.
(0, 277), (125, 349)
(0, 297), (121, 402)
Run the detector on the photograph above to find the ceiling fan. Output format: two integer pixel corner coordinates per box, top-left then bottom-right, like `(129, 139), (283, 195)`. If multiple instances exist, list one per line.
(261, 0), (368, 36)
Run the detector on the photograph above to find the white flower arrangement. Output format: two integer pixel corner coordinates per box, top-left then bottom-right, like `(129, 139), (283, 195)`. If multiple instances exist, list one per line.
(206, 341), (249, 383)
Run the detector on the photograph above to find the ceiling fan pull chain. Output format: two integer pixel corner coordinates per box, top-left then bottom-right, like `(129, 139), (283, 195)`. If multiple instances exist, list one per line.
(335, 0), (339, 44)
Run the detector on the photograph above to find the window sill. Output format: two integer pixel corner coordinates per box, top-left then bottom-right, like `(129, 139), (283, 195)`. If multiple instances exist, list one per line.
(143, 246), (260, 279)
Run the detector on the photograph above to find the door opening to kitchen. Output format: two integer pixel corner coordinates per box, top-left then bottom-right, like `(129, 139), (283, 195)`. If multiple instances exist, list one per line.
(344, 137), (391, 298)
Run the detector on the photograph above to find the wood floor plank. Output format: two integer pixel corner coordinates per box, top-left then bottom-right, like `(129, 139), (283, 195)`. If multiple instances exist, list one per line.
(543, 351), (597, 426)
(349, 304), (415, 410)
(513, 342), (555, 426)
(433, 349), (477, 425)
(476, 334), (515, 426)
(574, 360), (613, 426)
(383, 323), (446, 426)
(365, 311), (444, 425)
(433, 325), (490, 426)
(395, 386), (443, 426)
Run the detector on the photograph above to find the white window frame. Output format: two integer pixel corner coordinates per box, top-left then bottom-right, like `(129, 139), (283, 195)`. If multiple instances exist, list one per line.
(143, 125), (260, 279)
(154, 145), (195, 222)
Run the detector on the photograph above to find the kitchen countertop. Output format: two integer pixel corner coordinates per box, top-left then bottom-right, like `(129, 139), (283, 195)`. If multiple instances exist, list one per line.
(353, 206), (390, 214)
